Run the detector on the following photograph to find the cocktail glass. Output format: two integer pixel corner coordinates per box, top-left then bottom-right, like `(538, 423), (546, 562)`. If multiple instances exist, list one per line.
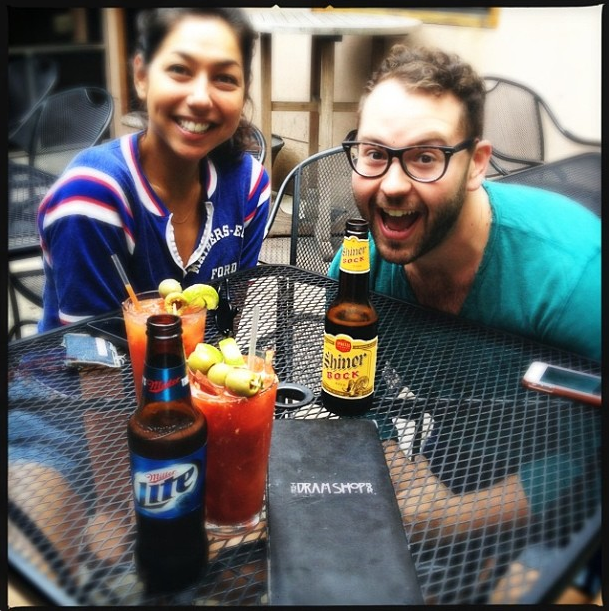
(189, 354), (278, 537)
(122, 290), (206, 402)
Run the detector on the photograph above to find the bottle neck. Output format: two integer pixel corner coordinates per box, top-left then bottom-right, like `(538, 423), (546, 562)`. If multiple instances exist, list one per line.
(338, 268), (370, 302)
(140, 315), (189, 406)
(145, 336), (186, 371)
(337, 232), (371, 302)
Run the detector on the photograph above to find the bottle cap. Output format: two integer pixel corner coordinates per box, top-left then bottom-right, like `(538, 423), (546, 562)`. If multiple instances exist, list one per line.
(345, 218), (369, 237)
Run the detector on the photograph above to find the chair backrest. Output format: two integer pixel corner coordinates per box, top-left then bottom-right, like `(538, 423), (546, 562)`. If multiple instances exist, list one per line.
(246, 124), (267, 164)
(483, 76), (546, 176)
(8, 56), (59, 144)
(28, 86), (114, 175)
(261, 147), (359, 274)
(483, 76), (601, 177)
(494, 152), (601, 217)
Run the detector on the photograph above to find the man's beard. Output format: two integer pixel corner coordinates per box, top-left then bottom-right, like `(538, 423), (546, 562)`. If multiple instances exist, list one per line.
(364, 176), (468, 266)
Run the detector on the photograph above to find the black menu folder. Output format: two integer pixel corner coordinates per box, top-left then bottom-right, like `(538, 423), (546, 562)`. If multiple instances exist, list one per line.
(267, 418), (423, 605)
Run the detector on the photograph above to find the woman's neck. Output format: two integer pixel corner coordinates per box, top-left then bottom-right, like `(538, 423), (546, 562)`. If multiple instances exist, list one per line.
(138, 131), (201, 202)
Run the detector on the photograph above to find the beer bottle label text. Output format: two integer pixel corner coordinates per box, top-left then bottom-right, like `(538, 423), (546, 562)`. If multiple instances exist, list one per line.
(130, 447), (207, 519)
(142, 364), (190, 403)
(340, 235), (370, 274)
(321, 332), (378, 399)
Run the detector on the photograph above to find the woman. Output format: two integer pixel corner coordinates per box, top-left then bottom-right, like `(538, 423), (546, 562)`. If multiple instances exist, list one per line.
(37, 8), (270, 331)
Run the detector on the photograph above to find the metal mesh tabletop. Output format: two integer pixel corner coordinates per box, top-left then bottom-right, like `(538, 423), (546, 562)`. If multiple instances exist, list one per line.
(8, 265), (601, 605)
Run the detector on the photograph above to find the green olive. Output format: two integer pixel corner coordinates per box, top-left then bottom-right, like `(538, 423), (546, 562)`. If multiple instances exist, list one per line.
(207, 362), (234, 386)
(158, 278), (182, 298)
(187, 344), (223, 374)
(224, 367), (262, 397)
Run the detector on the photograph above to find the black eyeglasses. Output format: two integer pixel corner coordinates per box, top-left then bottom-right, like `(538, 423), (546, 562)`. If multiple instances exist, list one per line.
(342, 130), (476, 183)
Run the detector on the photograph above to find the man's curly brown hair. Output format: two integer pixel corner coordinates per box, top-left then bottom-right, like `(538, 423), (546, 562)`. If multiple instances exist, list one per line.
(361, 45), (486, 140)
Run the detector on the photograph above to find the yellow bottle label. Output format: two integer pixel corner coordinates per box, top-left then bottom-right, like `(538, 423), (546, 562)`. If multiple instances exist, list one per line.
(340, 235), (370, 274)
(321, 332), (377, 399)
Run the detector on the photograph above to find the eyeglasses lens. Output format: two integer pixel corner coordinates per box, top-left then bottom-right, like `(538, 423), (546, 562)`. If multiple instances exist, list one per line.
(350, 143), (446, 181)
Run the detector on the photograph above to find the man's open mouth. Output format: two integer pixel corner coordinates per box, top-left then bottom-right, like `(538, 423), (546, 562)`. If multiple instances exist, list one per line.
(380, 208), (420, 232)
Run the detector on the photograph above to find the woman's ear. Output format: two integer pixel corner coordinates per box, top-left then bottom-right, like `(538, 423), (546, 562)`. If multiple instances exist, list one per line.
(466, 139), (493, 191)
(133, 54), (148, 102)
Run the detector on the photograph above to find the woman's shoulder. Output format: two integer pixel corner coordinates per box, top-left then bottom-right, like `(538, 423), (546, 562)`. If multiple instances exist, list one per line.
(49, 134), (143, 199)
(206, 152), (269, 197)
(40, 134), (143, 217)
(66, 133), (135, 174)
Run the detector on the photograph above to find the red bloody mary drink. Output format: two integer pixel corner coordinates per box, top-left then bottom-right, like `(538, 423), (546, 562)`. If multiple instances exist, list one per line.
(123, 291), (206, 402)
(189, 354), (278, 537)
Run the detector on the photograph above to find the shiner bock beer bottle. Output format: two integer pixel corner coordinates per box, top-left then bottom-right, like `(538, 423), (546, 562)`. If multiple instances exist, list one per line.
(127, 314), (208, 592)
(321, 219), (378, 416)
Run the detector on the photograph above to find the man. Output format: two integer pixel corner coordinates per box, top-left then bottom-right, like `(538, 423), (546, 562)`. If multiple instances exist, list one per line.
(331, 45), (600, 361)
(330, 45), (601, 602)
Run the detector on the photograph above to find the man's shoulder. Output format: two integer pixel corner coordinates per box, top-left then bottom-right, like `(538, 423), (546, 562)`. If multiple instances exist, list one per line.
(485, 180), (600, 249)
(485, 180), (599, 223)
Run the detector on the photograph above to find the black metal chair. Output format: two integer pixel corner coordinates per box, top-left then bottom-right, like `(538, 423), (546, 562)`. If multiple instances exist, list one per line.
(246, 124), (267, 164)
(8, 56), (59, 149)
(8, 87), (114, 340)
(245, 125), (284, 165)
(8, 163), (51, 340)
(483, 76), (601, 177)
(8, 267), (46, 341)
(13, 86), (114, 176)
(260, 147), (358, 275)
(494, 152), (601, 218)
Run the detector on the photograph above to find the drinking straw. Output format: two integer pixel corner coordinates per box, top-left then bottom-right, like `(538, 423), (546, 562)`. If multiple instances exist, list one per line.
(111, 254), (141, 311)
(248, 304), (260, 368)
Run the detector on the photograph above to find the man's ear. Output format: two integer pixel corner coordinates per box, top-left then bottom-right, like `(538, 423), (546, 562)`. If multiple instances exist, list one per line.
(466, 139), (493, 191)
(133, 54), (148, 102)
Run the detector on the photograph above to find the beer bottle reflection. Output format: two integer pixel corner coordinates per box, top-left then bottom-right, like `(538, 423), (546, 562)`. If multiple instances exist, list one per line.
(322, 219), (378, 416)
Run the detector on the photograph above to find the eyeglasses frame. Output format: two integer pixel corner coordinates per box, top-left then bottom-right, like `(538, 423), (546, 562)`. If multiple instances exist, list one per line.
(342, 130), (477, 183)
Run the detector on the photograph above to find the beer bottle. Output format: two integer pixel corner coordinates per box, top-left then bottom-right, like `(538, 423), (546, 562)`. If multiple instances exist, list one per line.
(127, 314), (208, 592)
(321, 218), (378, 416)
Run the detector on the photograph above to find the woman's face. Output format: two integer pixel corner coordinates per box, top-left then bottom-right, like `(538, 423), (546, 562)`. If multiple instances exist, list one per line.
(134, 15), (246, 163)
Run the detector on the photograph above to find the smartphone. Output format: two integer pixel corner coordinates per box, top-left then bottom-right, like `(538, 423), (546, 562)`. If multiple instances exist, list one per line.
(522, 361), (601, 406)
(86, 316), (128, 349)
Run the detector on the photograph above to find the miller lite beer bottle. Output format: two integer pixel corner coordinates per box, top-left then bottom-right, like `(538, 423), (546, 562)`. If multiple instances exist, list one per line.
(322, 219), (378, 416)
(127, 314), (208, 592)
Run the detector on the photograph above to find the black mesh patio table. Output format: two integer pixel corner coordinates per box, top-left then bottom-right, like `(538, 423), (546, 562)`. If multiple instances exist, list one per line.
(8, 264), (601, 605)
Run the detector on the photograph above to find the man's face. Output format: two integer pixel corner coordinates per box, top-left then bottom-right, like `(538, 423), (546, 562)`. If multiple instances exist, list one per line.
(352, 79), (474, 266)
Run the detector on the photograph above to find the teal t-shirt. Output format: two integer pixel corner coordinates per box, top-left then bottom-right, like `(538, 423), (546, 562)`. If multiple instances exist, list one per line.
(329, 181), (600, 361)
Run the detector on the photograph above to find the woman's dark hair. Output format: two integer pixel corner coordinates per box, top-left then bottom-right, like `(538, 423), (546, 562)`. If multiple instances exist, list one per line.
(134, 8), (259, 162)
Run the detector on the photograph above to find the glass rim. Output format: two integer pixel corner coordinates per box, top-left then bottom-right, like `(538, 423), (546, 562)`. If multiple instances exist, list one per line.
(121, 289), (207, 315)
(189, 370), (279, 402)
(189, 352), (278, 401)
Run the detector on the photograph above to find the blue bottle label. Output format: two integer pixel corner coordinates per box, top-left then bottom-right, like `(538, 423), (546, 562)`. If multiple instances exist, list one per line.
(131, 447), (207, 519)
(142, 364), (190, 403)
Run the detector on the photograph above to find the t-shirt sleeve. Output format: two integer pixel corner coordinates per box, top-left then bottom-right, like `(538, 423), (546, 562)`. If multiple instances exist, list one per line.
(38, 168), (136, 326)
(543, 249), (601, 361)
